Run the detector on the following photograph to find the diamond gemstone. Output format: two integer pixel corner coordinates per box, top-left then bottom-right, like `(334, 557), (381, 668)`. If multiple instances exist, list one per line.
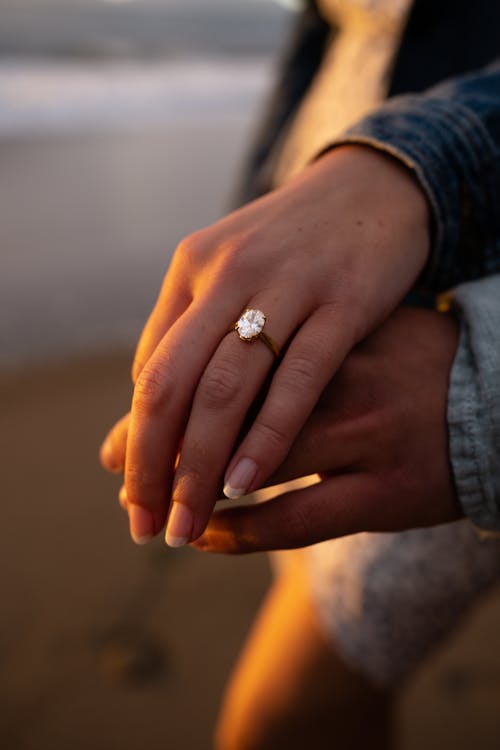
(237, 309), (266, 340)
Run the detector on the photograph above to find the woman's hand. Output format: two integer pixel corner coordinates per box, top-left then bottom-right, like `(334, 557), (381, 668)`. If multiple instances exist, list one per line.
(101, 145), (430, 546)
(190, 306), (462, 553)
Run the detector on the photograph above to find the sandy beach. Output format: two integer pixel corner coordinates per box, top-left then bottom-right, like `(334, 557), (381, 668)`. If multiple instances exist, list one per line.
(1, 351), (270, 749)
(2, 351), (500, 749)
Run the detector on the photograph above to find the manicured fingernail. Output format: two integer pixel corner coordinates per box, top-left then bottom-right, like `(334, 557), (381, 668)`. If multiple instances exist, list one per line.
(128, 503), (154, 545)
(118, 485), (128, 510)
(165, 502), (193, 548)
(100, 439), (122, 473)
(223, 458), (258, 500)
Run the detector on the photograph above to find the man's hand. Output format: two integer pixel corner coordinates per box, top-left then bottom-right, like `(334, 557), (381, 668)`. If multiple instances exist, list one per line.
(189, 306), (462, 553)
(100, 145), (430, 546)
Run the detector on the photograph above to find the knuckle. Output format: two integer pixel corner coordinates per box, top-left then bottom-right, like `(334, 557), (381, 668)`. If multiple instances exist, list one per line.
(253, 417), (289, 453)
(279, 353), (317, 392)
(126, 464), (160, 496)
(175, 447), (207, 491)
(176, 229), (206, 260)
(219, 233), (253, 260)
(174, 462), (203, 491)
(215, 234), (257, 280)
(198, 361), (244, 410)
(133, 365), (172, 416)
(176, 231), (258, 291)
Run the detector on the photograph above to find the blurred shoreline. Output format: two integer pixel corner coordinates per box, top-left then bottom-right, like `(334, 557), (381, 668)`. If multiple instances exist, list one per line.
(0, 1), (291, 369)
(0, 59), (274, 369)
(0, 1), (291, 60)
(0, 56), (273, 135)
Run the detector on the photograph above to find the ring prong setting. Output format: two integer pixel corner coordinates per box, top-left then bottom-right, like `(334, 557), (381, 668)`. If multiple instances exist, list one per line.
(235, 309), (267, 342)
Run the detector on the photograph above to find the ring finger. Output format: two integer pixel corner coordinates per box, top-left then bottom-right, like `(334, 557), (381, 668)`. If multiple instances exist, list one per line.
(165, 294), (308, 546)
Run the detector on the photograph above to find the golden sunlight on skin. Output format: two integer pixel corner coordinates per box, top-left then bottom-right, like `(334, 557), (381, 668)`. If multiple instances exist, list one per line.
(214, 548), (393, 750)
(250, 474), (321, 507)
(199, 476), (321, 556)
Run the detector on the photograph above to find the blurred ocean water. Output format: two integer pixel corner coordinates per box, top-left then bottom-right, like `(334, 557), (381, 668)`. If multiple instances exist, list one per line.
(0, 0), (291, 59)
(0, 2), (292, 366)
(0, 57), (272, 134)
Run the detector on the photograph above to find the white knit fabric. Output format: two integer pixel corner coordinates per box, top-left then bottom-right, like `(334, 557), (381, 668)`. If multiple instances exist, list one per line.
(273, 0), (412, 185)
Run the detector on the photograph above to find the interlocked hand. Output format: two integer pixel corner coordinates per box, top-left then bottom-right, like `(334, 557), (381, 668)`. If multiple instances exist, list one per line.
(100, 145), (430, 546)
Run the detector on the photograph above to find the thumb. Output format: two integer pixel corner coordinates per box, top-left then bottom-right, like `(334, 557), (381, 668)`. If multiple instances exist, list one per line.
(191, 473), (391, 554)
(100, 412), (130, 473)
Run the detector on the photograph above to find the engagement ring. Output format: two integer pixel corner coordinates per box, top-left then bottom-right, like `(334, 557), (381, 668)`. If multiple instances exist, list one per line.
(233, 309), (280, 358)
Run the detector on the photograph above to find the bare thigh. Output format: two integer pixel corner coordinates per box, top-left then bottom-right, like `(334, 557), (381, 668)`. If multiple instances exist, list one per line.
(215, 550), (393, 750)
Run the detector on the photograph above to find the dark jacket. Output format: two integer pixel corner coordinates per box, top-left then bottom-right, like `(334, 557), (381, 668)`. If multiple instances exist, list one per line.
(238, 0), (500, 292)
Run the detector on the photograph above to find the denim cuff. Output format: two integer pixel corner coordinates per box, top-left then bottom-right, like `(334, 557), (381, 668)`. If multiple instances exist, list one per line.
(447, 275), (500, 531)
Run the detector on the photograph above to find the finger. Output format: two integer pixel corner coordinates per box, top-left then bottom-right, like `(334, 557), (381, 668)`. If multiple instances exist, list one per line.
(99, 348), (359, 482)
(223, 307), (353, 499)
(100, 413), (130, 474)
(165, 295), (306, 547)
(191, 472), (388, 554)
(264, 410), (365, 487)
(125, 292), (265, 544)
(131, 249), (191, 383)
(118, 484), (128, 510)
(101, 255), (191, 474)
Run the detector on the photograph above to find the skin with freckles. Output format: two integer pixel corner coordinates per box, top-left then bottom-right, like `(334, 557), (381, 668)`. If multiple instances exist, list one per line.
(100, 144), (431, 546)
(103, 306), (462, 551)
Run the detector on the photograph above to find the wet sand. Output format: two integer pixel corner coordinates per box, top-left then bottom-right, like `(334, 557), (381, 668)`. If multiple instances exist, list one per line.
(0, 352), (270, 749)
(1, 352), (500, 749)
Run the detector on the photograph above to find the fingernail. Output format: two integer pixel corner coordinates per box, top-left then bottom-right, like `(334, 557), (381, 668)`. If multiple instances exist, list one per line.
(223, 457), (258, 500)
(118, 485), (128, 510)
(165, 502), (193, 548)
(100, 439), (122, 473)
(128, 503), (154, 545)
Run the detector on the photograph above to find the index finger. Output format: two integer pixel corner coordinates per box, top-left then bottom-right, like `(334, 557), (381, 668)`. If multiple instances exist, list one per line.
(131, 240), (192, 383)
(124, 293), (250, 543)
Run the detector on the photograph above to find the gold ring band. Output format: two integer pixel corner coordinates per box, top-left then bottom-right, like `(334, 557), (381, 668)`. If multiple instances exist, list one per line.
(256, 330), (280, 358)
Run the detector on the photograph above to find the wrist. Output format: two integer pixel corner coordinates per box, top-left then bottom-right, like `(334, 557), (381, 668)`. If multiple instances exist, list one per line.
(320, 143), (431, 264)
(285, 143), (432, 340)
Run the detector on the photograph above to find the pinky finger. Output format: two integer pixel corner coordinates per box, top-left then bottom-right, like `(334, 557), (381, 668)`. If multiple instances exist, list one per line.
(118, 484), (128, 511)
(100, 412), (130, 474)
(131, 256), (191, 383)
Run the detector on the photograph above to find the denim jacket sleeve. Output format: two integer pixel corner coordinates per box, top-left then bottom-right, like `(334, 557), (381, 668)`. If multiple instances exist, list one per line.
(321, 60), (500, 292)
(447, 274), (500, 531)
